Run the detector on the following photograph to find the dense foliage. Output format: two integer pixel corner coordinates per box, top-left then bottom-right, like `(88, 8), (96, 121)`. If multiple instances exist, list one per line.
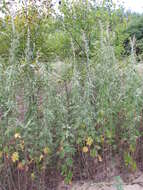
(0, 0), (143, 189)
(124, 13), (143, 59)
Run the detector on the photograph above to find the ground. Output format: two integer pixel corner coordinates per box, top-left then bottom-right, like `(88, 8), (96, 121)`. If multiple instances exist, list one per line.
(57, 174), (143, 190)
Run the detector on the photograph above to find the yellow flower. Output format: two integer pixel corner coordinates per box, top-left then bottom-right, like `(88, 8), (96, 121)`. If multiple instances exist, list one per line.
(20, 143), (24, 151)
(82, 146), (88, 153)
(0, 151), (2, 158)
(40, 154), (44, 161)
(98, 155), (102, 162)
(101, 136), (104, 144)
(81, 124), (86, 128)
(43, 147), (50, 155)
(11, 152), (19, 163)
(86, 137), (93, 146)
(14, 133), (21, 139)
(57, 79), (62, 83)
(17, 162), (24, 170)
(31, 172), (35, 180)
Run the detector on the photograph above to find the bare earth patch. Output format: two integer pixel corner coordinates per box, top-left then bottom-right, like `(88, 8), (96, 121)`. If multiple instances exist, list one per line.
(57, 174), (143, 190)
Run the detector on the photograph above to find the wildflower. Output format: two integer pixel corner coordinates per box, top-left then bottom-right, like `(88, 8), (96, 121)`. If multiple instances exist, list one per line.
(20, 143), (24, 151)
(14, 133), (21, 139)
(101, 136), (104, 144)
(31, 172), (35, 180)
(11, 152), (19, 163)
(17, 162), (24, 170)
(98, 155), (102, 162)
(81, 124), (86, 128)
(82, 146), (88, 153)
(19, 140), (24, 151)
(43, 147), (50, 155)
(57, 79), (62, 83)
(40, 154), (44, 161)
(86, 137), (93, 146)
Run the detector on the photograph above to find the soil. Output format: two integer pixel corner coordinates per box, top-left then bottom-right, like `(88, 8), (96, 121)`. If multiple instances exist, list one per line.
(55, 152), (143, 190)
(57, 171), (143, 190)
(57, 174), (143, 190)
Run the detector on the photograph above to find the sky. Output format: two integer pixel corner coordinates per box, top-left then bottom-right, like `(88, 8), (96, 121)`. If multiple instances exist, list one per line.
(114, 0), (143, 13)
(0, 0), (143, 17)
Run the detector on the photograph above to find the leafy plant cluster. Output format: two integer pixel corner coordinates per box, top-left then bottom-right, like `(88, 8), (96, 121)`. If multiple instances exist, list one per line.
(124, 13), (143, 60)
(0, 0), (143, 189)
